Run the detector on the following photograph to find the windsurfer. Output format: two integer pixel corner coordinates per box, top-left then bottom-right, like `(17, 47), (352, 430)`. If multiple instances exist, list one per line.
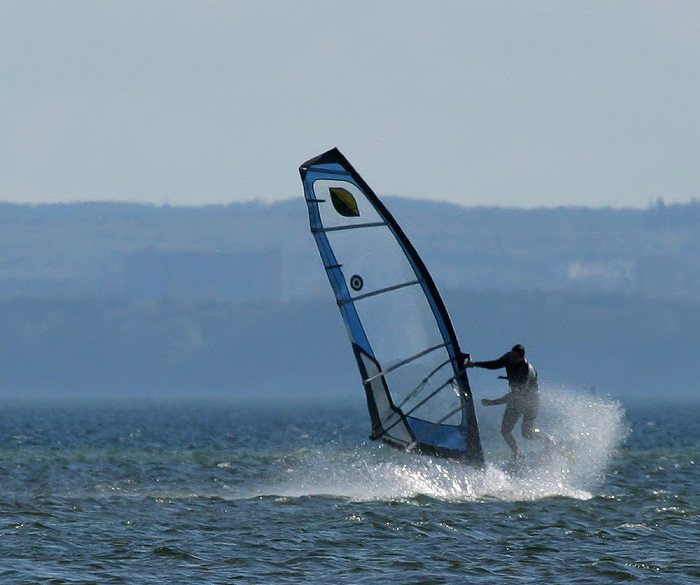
(463, 344), (556, 460)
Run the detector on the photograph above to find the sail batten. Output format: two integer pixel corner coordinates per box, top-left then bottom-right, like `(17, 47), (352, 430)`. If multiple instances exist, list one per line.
(299, 148), (483, 464)
(313, 221), (387, 233)
(363, 343), (448, 384)
(338, 279), (422, 306)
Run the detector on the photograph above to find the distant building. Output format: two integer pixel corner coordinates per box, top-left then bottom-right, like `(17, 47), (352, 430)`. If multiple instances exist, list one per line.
(566, 259), (636, 294)
(123, 249), (282, 302)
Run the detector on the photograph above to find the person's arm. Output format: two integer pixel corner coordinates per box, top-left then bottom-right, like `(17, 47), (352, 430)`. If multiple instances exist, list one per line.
(482, 392), (512, 406)
(471, 353), (510, 370)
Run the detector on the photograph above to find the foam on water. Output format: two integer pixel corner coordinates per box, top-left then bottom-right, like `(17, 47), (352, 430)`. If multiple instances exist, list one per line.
(266, 387), (628, 502)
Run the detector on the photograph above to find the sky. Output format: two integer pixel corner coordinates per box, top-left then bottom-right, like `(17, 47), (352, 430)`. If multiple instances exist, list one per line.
(1, 0), (699, 208)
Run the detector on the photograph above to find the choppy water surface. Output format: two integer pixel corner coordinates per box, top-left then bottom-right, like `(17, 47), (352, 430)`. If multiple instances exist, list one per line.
(0, 389), (697, 584)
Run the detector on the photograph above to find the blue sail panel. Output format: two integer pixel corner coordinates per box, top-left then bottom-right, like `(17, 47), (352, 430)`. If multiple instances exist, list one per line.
(299, 148), (483, 464)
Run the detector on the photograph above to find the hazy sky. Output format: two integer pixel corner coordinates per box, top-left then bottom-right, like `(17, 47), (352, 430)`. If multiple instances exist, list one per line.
(1, 1), (698, 208)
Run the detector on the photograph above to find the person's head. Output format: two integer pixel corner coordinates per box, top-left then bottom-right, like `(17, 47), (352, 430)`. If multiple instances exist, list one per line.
(510, 344), (525, 363)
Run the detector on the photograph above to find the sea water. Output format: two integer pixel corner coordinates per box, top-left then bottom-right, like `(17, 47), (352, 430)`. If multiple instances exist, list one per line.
(0, 389), (697, 584)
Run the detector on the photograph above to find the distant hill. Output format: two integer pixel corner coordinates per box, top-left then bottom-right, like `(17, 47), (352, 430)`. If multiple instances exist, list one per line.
(0, 199), (698, 399)
(1, 199), (699, 302)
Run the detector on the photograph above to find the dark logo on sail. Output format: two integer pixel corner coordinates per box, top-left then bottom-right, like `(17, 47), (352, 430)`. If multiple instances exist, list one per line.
(329, 187), (360, 217)
(350, 274), (364, 291)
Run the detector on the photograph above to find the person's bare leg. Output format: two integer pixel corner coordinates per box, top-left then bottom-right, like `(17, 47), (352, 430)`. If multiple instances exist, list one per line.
(501, 402), (522, 458)
(522, 395), (557, 448)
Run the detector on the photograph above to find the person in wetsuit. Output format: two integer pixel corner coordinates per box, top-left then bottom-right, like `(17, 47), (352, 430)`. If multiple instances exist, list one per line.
(464, 344), (555, 460)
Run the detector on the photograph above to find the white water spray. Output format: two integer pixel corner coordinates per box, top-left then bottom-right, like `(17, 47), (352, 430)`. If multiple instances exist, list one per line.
(267, 386), (628, 502)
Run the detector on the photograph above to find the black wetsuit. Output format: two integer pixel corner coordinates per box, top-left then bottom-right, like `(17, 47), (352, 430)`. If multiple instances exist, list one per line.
(473, 351), (538, 392)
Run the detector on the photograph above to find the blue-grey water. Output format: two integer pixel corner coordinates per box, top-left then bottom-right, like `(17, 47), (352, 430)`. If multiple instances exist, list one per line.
(0, 389), (697, 584)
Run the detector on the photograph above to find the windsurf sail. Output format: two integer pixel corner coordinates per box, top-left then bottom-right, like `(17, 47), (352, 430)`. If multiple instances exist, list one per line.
(299, 148), (483, 464)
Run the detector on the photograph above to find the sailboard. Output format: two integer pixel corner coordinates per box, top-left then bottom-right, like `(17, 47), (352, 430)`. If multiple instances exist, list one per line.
(299, 148), (483, 464)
